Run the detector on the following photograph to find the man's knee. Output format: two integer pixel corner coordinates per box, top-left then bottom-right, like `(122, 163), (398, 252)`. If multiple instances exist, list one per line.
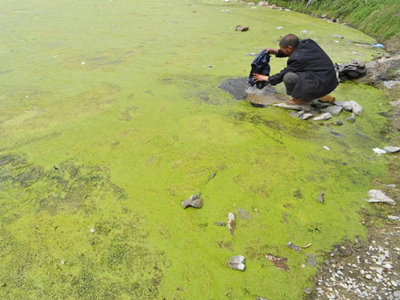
(283, 72), (299, 85)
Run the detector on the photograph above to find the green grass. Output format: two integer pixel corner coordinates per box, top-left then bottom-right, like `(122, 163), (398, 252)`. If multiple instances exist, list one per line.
(271, 0), (400, 51)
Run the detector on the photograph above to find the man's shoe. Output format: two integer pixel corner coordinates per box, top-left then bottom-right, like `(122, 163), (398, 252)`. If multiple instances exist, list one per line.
(318, 95), (335, 103)
(286, 97), (311, 105)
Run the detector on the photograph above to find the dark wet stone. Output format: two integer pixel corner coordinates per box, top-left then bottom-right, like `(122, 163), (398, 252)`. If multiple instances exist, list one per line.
(181, 193), (203, 209)
(306, 254), (317, 267)
(228, 255), (245, 271)
(312, 100), (330, 109)
(286, 241), (301, 252)
(250, 102), (269, 108)
(332, 121), (343, 126)
(237, 208), (253, 221)
(218, 78), (248, 100)
(333, 34), (344, 39)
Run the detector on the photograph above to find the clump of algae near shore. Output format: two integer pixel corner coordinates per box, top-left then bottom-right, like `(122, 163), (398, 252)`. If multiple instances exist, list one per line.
(0, 0), (392, 299)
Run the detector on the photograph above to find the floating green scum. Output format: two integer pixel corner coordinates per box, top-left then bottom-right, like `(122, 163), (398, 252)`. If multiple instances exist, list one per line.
(0, 0), (391, 299)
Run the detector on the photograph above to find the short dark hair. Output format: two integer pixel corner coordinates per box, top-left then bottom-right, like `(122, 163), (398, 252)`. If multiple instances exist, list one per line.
(279, 34), (300, 48)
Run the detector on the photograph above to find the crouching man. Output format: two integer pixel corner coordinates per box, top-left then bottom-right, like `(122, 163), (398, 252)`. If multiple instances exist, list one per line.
(253, 34), (338, 105)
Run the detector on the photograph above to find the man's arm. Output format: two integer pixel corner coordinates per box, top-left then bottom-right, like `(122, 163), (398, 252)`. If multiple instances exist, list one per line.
(265, 48), (289, 57)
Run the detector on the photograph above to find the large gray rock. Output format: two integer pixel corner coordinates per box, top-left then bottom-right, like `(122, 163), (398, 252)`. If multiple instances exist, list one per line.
(335, 101), (353, 111)
(366, 190), (396, 205)
(321, 105), (343, 116)
(384, 146), (400, 153)
(313, 112), (332, 121)
(357, 54), (400, 85)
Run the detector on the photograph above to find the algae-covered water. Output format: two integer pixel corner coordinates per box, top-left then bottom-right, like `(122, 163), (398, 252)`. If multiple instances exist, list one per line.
(0, 0), (391, 299)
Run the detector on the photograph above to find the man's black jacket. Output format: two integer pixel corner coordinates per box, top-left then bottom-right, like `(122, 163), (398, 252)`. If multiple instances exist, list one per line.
(268, 39), (338, 99)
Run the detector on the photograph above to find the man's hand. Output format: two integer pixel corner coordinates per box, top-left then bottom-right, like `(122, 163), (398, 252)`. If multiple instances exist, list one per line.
(253, 74), (269, 82)
(265, 48), (278, 55)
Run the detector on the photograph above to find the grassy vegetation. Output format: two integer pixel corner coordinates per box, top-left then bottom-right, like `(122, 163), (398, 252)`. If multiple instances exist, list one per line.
(270, 0), (400, 51)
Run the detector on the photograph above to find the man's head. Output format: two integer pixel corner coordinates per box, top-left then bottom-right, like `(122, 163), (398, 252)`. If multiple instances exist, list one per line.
(279, 34), (300, 56)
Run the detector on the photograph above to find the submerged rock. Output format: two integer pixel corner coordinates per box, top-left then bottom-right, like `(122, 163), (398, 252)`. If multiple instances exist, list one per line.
(237, 208), (253, 221)
(366, 190), (396, 205)
(313, 112), (332, 121)
(228, 255), (245, 271)
(383, 146), (400, 153)
(306, 254), (317, 267)
(218, 78), (248, 100)
(181, 193), (203, 209)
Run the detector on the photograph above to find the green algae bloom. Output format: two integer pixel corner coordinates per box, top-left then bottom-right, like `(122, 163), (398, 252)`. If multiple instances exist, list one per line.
(0, 0), (390, 299)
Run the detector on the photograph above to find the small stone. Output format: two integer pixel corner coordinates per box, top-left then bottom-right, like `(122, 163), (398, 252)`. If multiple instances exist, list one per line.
(332, 121), (343, 126)
(332, 34), (344, 39)
(299, 113), (313, 120)
(317, 192), (325, 204)
(373, 148), (387, 154)
(286, 241), (301, 252)
(347, 113), (356, 122)
(388, 216), (400, 221)
(228, 255), (245, 271)
(81, 61), (85, 65)
(303, 287), (312, 295)
(228, 212), (236, 236)
(90, 228), (95, 233)
(182, 193), (203, 209)
(323, 146), (330, 151)
(366, 275), (372, 280)
(383, 146), (400, 153)
(313, 112), (332, 121)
